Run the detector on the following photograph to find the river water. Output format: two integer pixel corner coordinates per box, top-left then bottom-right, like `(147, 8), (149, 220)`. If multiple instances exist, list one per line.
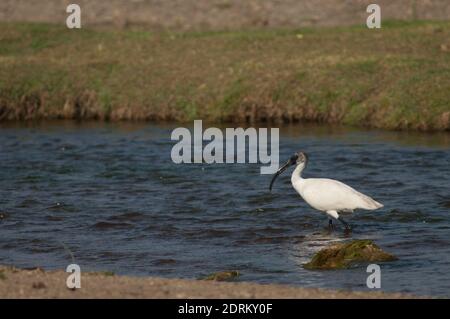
(0, 121), (449, 297)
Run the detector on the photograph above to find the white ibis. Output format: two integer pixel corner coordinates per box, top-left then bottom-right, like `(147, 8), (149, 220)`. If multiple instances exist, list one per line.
(269, 152), (383, 230)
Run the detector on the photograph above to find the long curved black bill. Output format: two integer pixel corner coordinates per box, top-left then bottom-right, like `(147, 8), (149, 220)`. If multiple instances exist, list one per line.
(269, 159), (293, 192)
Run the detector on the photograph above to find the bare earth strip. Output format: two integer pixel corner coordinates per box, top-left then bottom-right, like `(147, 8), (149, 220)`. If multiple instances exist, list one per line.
(1, 0), (450, 30)
(0, 266), (416, 299)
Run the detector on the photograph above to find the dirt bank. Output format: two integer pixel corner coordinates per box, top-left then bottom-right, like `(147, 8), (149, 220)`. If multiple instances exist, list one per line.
(1, 0), (450, 30)
(0, 266), (416, 298)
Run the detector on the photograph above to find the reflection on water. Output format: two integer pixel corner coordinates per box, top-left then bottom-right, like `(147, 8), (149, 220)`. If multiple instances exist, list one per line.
(0, 121), (449, 297)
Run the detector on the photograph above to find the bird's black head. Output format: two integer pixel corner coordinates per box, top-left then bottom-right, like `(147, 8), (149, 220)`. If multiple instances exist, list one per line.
(288, 151), (308, 166)
(296, 152), (308, 165)
(269, 151), (308, 191)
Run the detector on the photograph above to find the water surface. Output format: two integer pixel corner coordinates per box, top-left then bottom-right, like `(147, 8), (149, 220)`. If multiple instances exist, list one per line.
(0, 121), (449, 297)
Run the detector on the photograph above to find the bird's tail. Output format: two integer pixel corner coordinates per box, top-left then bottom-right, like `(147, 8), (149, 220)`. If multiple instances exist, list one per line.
(371, 199), (384, 209)
(360, 194), (384, 210)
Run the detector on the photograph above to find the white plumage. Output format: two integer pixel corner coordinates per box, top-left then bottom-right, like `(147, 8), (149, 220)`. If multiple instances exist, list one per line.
(270, 152), (383, 230)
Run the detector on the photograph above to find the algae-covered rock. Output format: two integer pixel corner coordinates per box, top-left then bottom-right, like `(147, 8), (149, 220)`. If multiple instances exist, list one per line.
(304, 240), (397, 270)
(200, 270), (240, 281)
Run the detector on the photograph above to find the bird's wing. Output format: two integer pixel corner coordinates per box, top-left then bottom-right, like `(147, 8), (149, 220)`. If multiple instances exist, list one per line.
(304, 178), (383, 211)
(325, 178), (383, 210)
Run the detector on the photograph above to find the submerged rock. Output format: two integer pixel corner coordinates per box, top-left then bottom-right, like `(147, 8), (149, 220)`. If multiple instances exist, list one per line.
(304, 240), (397, 270)
(200, 270), (240, 282)
(439, 200), (450, 209)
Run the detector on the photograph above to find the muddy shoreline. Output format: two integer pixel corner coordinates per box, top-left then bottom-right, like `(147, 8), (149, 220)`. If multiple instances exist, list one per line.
(0, 266), (418, 299)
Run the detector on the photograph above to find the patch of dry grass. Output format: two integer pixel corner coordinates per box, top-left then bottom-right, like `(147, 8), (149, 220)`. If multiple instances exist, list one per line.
(0, 21), (449, 130)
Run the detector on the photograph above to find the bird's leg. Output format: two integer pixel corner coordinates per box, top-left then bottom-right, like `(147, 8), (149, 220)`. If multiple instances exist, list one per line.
(338, 217), (352, 232)
(325, 210), (339, 231)
(328, 218), (334, 231)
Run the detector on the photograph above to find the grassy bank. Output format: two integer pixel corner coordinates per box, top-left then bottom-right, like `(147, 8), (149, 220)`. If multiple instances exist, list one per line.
(0, 21), (449, 130)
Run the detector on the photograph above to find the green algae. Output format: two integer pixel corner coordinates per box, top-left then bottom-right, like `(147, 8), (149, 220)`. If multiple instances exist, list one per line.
(200, 270), (240, 281)
(304, 240), (397, 270)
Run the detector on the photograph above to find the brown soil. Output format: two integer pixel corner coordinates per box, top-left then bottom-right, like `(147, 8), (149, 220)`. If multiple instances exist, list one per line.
(0, 265), (418, 299)
(1, 0), (450, 30)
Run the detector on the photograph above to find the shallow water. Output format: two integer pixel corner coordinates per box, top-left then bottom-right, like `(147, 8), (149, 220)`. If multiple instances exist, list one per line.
(0, 121), (449, 297)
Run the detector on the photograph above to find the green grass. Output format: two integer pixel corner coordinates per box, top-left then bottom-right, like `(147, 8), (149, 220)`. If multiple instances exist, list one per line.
(0, 20), (449, 130)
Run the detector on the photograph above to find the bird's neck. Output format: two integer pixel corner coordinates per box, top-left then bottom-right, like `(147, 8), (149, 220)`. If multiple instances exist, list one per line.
(291, 163), (305, 184)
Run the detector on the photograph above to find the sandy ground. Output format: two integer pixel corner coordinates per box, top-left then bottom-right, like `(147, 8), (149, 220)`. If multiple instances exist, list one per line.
(0, 266), (416, 299)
